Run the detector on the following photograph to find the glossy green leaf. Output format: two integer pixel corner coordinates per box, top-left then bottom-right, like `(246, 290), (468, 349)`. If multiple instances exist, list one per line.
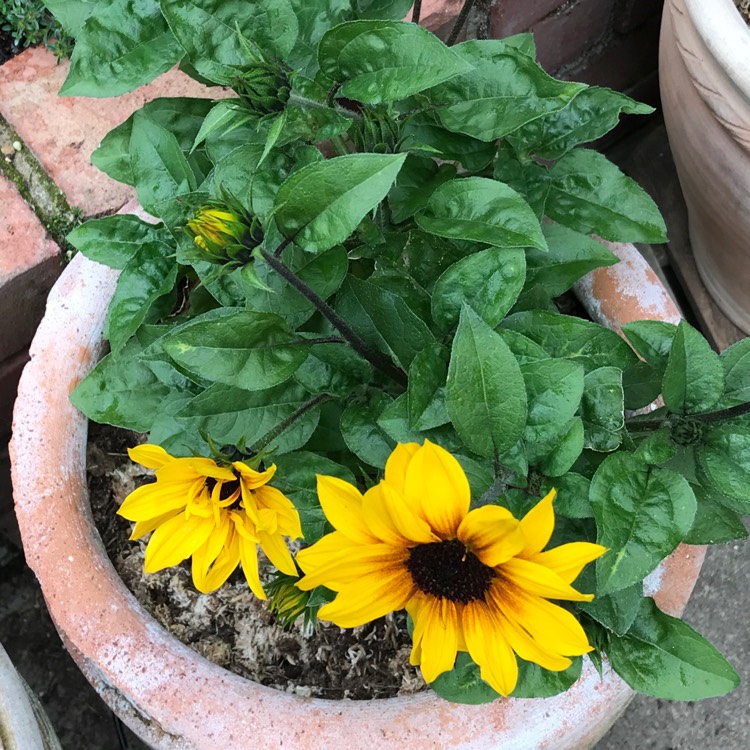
(507, 86), (653, 160)
(294, 343), (373, 397)
(720, 338), (750, 406)
(662, 321), (725, 415)
(512, 658), (583, 699)
(431, 246), (526, 330)
(446, 306), (527, 458)
(429, 653), (499, 704)
(160, 0), (299, 84)
(355, 0), (413, 20)
(340, 394), (395, 467)
(428, 40), (583, 142)
(684, 485), (748, 545)
(544, 472), (592, 519)
(416, 177), (546, 250)
(590, 453), (696, 595)
(67, 215), (167, 270)
(580, 366), (624, 452)
(408, 343), (450, 431)
(607, 598), (740, 700)
(546, 150), (667, 243)
(492, 141), (550, 218)
(335, 276), (435, 370)
(538, 418), (585, 477)
(389, 155), (457, 224)
(501, 311), (638, 373)
(524, 224), (618, 297)
(44, 0), (100, 36)
(697, 420), (750, 507)
(61, 0), (182, 96)
(176, 381), (320, 454)
(163, 309), (309, 390)
(495, 329), (549, 365)
(274, 153), (406, 252)
(634, 429), (676, 466)
(377, 394), (462, 451)
(321, 20), (472, 104)
(622, 361), (663, 410)
(579, 583), (643, 636)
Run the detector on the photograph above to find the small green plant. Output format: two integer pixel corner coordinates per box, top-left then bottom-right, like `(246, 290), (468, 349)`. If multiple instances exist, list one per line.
(0, 0), (72, 59)
(50, 0), (750, 707)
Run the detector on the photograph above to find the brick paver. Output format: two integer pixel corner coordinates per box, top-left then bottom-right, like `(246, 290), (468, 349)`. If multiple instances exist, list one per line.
(0, 48), (227, 217)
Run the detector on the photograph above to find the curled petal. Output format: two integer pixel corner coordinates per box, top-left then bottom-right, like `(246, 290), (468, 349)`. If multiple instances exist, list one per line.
(144, 513), (215, 573)
(128, 444), (172, 469)
(530, 542), (607, 585)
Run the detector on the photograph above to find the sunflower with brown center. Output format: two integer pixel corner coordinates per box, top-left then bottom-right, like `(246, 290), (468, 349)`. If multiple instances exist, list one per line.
(296, 440), (606, 696)
(118, 445), (302, 599)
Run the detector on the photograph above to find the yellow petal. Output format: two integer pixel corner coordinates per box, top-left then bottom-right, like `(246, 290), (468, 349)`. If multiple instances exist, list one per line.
(318, 569), (414, 628)
(238, 535), (266, 600)
(494, 608), (572, 672)
(317, 475), (374, 544)
(129, 508), (182, 539)
(530, 542), (607, 585)
(403, 440), (470, 539)
(384, 442), (420, 496)
(192, 513), (231, 577)
(128, 444), (173, 469)
(462, 600), (519, 696)
(258, 529), (297, 577)
(412, 597), (460, 683)
(500, 558), (595, 602)
(155, 457), (235, 482)
(519, 489), (557, 557)
(233, 461), (276, 489)
(255, 485), (302, 539)
(457, 505), (525, 567)
(118, 480), (193, 521)
(144, 513), (215, 572)
(193, 527), (241, 593)
(295, 531), (359, 583)
(362, 482), (437, 546)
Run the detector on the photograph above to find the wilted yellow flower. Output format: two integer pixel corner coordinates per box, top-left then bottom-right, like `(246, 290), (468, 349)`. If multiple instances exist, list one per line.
(118, 445), (302, 599)
(296, 440), (606, 696)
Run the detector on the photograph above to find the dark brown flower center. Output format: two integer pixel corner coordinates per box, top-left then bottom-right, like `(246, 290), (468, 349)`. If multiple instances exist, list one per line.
(405, 539), (495, 603)
(204, 477), (241, 508)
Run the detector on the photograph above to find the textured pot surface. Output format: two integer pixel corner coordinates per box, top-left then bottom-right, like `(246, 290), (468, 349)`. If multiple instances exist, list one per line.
(660, 0), (750, 333)
(11, 246), (702, 750)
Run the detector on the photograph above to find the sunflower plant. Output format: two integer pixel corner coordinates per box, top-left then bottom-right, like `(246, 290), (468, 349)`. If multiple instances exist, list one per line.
(52, 0), (750, 704)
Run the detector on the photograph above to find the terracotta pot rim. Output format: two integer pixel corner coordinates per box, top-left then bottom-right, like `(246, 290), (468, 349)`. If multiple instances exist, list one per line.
(10, 246), (704, 750)
(684, 0), (750, 98)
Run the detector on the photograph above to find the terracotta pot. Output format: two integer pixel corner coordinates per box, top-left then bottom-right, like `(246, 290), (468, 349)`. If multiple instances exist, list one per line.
(10, 245), (702, 750)
(659, 0), (750, 333)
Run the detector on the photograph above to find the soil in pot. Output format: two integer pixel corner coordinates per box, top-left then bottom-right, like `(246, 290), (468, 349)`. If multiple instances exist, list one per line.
(736, 1), (750, 24)
(87, 423), (425, 701)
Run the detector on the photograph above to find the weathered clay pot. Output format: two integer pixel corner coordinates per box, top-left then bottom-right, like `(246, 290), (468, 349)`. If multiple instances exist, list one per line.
(10, 245), (702, 750)
(659, 0), (750, 333)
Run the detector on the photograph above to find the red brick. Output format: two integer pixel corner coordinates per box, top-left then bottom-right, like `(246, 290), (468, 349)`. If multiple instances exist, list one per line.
(0, 174), (61, 361)
(0, 348), (29, 440)
(614, 0), (663, 34)
(0, 47), (229, 217)
(490, 0), (565, 38)
(531, 0), (615, 72)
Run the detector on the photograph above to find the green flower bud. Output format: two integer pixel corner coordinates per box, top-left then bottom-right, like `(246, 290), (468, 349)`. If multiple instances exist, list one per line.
(235, 61), (290, 116)
(186, 206), (259, 263)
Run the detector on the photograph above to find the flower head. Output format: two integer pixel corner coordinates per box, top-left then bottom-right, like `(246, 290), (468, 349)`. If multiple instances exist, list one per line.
(296, 440), (606, 696)
(118, 445), (302, 599)
(186, 206), (258, 262)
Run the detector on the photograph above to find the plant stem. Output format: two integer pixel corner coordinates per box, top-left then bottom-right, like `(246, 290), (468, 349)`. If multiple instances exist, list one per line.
(260, 249), (408, 386)
(252, 395), (332, 453)
(302, 336), (347, 345)
(476, 475), (507, 507)
(447, 0), (476, 45)
(273, 234), (297, 258)
(412, 0), (422, 25)
(691, 400), (750, 424)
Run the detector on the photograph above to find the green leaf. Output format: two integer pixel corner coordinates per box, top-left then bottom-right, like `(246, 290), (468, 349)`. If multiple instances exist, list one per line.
(130, 111), (197, 214)
(274, 153), (406, 252)
(495, 329), (549, 365)
(521, 358), (585, 464)
(163, 309), (309, 390)
(416, 177), (546, 251)
(340, 394), (395, 467)
(273, 451), (356, 543)
(501, 311), (638, 373)
(446, 306), (527, 458)
(719, 338), (750, 406)
(580, 366), (624, 452)
(621, 320), (678, 374)
(546, 150), (667, 243)
(538, 418), (585, 477)
(590, 453), (697, 595)
(60, 0), (182, 97)
(176, 382), (320, 454)
(67, 215), (167, 270)
(388, 155), (456, 225)
(544, 472), (592, 518)
(510, 657), (583, 699)
(622, 361), (663, 410)
(697, 420), (750, 507)
(507, 86), (654, 160)
(408, 343), (450, 431)
(105, 242), (178, 354)
(524, 224), (618, 297)
(355, 0), (414, 20)
(684, 485), (749, 545)
(44, 0), (100, 36)
(634, 429), (676, 466)
(431, 246), (526, 331)
(607, 598), (740, 700)
(429, 652), (500, 705)
(377, 394), (462, 451)
(320, 20), (472, 104)
(662, 321), (725, 415)
(492, 141), (550, 219)
(579, 583), (643, 636)
(335, 276), (435, 370)
(294, 343), (373, 397)
(427, 40), (583, 142)
(70, 336), (171, 432)
(191, 100), (250, 152)
(160, 0), (299, 84)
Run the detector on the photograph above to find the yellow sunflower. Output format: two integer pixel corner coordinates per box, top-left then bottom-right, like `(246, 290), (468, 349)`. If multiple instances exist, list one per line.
(118, 445), (302, 599)
(296, 440), (606, 696)
(186, 206), (249, 259)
